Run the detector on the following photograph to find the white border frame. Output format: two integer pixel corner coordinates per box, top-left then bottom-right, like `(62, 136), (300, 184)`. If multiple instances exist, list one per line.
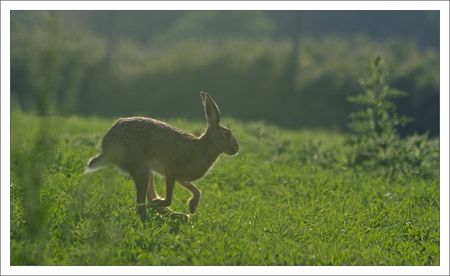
(1, 1), (449, 275)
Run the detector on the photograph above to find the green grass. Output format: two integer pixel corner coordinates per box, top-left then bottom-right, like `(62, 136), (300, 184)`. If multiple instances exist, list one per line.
(10, 111), (439, 265)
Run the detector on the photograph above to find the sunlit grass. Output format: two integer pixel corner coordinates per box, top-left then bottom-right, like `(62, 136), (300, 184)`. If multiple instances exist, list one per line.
(10, 112), (439, 265)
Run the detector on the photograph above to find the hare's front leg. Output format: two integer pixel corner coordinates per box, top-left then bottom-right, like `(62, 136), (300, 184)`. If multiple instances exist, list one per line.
(147, 170), (171, 214)
(127, 164), (150, 221)
(179, 181), (201, 214)
(147, 170), (160, 201)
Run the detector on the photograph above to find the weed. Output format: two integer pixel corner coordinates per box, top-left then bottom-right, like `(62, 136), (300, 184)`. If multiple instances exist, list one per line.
(347, 57), (438, 179)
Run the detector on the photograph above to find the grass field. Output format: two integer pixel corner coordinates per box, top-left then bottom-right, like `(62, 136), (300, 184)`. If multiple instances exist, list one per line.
(10, 111), (439, 265)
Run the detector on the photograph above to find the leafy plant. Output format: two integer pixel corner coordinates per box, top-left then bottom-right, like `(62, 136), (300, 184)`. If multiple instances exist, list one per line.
(347, 56), (438, 179)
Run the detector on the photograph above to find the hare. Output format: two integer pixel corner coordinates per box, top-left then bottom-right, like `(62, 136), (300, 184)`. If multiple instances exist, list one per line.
(85, 92), (239, 220)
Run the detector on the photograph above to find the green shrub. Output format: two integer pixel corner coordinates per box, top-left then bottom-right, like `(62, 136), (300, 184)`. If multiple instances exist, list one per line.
(11, 11), (105, 114)
(11, 11), (439, 135)
(347, 57), (438, 179)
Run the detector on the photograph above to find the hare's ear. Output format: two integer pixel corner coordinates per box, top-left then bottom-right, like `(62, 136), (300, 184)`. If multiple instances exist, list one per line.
(200, 91), (207, 105)
(201, 92), (220, 126)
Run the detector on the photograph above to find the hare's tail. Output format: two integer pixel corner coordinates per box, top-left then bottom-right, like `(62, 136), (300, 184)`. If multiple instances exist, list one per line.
(84, 153), (107, 174)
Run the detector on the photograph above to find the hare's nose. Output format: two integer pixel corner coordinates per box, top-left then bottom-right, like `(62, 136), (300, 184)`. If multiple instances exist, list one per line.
(233, 143), (240, 153)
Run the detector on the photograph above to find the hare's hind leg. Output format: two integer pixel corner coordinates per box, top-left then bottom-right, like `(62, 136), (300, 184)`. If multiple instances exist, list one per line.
(179, 181), (201, 214)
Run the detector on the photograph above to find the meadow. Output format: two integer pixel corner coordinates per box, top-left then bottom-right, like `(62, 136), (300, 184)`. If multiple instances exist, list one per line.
(10, 111), (439, 265)
(8, 9), (441, 267)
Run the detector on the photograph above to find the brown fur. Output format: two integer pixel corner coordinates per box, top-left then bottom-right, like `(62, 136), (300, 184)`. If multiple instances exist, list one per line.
(85, 92), (239, 220)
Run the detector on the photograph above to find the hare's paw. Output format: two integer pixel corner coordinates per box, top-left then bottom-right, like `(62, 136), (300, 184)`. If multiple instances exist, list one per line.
(148, 198), (171, 208)
(168, 211), (191, 222)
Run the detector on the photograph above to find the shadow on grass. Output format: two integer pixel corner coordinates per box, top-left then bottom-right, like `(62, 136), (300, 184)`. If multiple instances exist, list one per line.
(143, 208), (193, 233)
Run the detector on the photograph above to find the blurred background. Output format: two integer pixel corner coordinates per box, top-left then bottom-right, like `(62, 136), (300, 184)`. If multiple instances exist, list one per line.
(11, 10), (440, 136)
